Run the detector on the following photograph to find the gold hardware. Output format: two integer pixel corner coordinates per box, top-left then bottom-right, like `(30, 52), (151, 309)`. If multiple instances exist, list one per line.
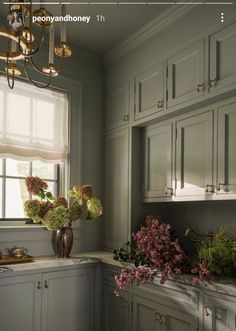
(154, 312), (161, 322)
(205, 184), (215, 193)
(160, 314), (167, 325)
(37, 281), (42, 290)
(197, 83), (204, 93)
(204, 305), (211, 317)
(217, 183), (229, 192)
(165, 187), (173, 196)
(123, 114), (129, 122)
(44, 280), (49, 288)
(157, 100), (164, 108)
(209, 79), (217, 88)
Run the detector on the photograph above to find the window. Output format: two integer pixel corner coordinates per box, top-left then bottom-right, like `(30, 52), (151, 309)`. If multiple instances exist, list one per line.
(0, 158), (59, 219)
(0, 77), (68, 221)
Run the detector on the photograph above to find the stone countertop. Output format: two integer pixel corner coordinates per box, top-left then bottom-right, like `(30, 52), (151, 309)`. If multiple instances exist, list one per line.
(1, 251), (236, 297)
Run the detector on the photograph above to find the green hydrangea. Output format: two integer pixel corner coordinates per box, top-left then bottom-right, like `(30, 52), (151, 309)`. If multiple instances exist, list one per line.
(24, 200), (42, 224)
(87, 197), (103, 219)
(43, 206), (69, 231)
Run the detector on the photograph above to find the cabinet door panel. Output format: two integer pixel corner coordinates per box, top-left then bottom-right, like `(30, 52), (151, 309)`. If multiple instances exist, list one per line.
(135, 62), (164, 120)
(103, 285), (129, 331)
(167, 40), (205, 108)
(105, 128), (129, 248)
(106, 83), (129, 131)
(210, 22), (236, 91)
(217, 101), (236, 195)
(175, 111), (213, 197)
(162, 307), (198, 331)
(42, 268), (95, 331)
(204, 294), (236, 331)
(144, 123), (173, 200)
(0, 274), (41, 331)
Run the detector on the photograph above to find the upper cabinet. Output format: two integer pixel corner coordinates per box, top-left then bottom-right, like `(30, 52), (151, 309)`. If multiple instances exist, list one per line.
(143, 122), (173, 201)
(209, 22), (236, 93)
(175, 110), (214, 198)
(134, 61), (164, 121)
(217, 99), (236, 197)
(167, 40), (205, 108)
(106, 83), (130, 131)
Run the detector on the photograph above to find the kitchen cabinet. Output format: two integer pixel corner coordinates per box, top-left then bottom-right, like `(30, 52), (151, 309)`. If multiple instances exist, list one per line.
(102, 284), (130, 331)
(134, 61), (164, 121)
(0, 265), (98, 331)
(217, 99), (236, 197)
(143, 122), (173, 201)
(132, 295), (198, 331)
(106, 83), (130, 131)
(209, 22), (236, 94)
(0, 273), (41, 331)
(167, 39), (205, 108)
(105, 127), (130, 249)
(203, 293), (236, 331)
(175, 110), (214, 198)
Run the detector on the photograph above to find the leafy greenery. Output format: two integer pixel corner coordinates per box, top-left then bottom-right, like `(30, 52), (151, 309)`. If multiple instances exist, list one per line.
(192, 226), (236, 277)
(113, 240), (145, 267)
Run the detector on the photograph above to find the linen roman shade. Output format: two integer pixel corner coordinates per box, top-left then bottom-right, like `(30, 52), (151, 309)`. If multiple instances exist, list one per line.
(0, 77), (68, 163)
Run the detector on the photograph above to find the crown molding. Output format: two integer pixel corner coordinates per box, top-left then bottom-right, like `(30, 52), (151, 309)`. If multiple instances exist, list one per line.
(103, 4), (195, 67)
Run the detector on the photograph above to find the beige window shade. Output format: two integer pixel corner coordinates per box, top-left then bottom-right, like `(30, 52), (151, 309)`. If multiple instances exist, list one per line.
(0, 77), (68, 163)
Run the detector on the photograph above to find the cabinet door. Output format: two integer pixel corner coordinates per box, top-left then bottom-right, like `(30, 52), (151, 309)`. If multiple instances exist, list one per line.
(217, 100), (236, 195)
(0, 274), (41, 331)
(204, 294), (236, 331)
(102, 285), (130, 331)
(175, 111), (213, 198)
(105, 128), (129, 249)
(167, 40), (205, 108)
(106, 83), (130, 131)
(210, 22), (236, 92)
(144, 123), (173, 201)
(134, 62), (164, 121)
(42, 268), (95, 331)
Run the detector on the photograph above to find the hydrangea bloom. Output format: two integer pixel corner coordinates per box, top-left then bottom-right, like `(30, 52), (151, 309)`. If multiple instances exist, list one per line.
(87, 197), (103, 219)
(43, 206), (69, 231)
(25, 176), (48, 195)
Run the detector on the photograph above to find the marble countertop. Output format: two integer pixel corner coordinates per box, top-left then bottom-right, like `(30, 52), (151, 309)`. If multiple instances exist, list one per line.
(1, 251), (236, 297)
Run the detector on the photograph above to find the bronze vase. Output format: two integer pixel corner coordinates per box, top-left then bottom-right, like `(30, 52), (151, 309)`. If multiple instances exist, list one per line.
(56, 226), (73, 258)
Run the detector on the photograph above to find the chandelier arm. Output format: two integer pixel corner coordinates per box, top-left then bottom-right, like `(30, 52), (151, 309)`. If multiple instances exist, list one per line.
(24, 58), (52, 88)
(29, 56), (48, 74)
(6, 58), (15, 89)
(18, 28), (46, 58)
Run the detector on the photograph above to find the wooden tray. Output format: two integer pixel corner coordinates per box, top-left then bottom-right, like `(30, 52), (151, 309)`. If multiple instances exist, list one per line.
(0, 255), (33, 265)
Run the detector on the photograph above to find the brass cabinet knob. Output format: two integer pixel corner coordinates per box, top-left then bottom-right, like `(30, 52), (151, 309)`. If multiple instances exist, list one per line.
(204, 305), (212, 317)
(154, 312), (161, 322)
(44, 280), (49, 288)
(209, 79), (217, 88)
(197, 83), (204, 92)
(205, 184), (215, 193)
(157, 100), (164, 108)
(123, 114), (129, 122)
(165, 187), (173, 196)
(160, 314), (167, 325)
(37, 281), (42, 290)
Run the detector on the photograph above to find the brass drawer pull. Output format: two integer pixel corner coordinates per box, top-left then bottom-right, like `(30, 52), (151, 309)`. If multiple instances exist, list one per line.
(37, 281), (42, 290)
(217, 183), (229, 192)
(204, 305), (212, 317)
(165, 187), (173, 196)
(197, 83), (204, 92)
(44, 280), (49, 288)
(205, 184), (215, 193)
(157, 100), (164, 108)
(209, 79), (217, 88)
(123, 114), (129, 122)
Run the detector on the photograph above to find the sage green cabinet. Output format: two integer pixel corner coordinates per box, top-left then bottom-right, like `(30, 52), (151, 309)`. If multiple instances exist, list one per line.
(143, 122), (173, 201)
(209, 22), (236, 93)
(132, 295), (198, 331)
(105, 128), (130, 249)
(167, 40), (205, 108)
(217, 100), (236, 197)
(102, 285), (130, 331)
(134, 62), (164, 121)
(0, 273), (41, 331)
(106, 83), (130, 131)
(175, 110), (214, 198)
(203, 293), (236, 331)
(0, 266), (98, 331)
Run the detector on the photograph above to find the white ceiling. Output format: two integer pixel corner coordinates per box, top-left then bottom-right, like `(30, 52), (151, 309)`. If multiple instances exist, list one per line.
(0, 1), (169, 55)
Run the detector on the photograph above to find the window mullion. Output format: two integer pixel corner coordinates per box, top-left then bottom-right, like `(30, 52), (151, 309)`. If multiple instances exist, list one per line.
(2, 159), (6, 218)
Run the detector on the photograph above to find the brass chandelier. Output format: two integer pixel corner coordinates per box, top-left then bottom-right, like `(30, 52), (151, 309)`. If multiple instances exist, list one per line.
(0, 0), (72, 89)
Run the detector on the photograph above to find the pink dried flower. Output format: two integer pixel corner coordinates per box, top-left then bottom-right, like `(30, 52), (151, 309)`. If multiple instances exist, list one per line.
(191, 260), (212, 285)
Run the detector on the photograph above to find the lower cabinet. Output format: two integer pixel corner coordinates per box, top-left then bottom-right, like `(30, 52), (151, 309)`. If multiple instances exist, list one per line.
(132, 295), (198, 331)
(203, 293), (236, 331)
(102, 284), (130, 331)
(0, 265), (98, 331)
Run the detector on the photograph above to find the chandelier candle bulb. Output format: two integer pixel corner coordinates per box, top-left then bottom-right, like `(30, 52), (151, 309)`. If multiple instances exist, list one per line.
(61, 4), (66, 43)
(48, 24), (54, 65)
